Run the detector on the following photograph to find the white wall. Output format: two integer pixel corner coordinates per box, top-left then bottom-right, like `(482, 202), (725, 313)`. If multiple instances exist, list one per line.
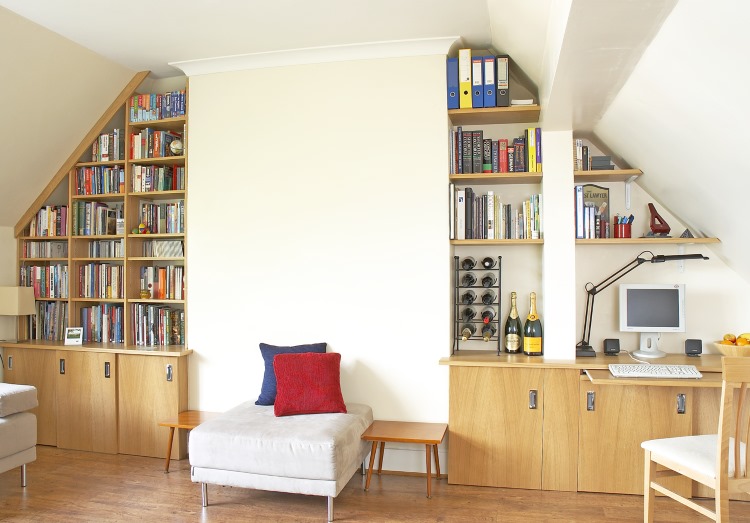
(0, 225), (15, 380)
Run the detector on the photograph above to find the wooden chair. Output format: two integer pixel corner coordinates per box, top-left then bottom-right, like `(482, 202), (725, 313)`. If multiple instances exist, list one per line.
(641, 357), (750, 522)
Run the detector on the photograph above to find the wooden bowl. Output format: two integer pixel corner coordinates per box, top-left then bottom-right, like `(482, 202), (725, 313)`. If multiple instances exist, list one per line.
(713, 342), (750, 357)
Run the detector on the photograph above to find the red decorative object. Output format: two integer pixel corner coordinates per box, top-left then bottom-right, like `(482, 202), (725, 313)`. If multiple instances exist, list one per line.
(273, 352), (347, 417)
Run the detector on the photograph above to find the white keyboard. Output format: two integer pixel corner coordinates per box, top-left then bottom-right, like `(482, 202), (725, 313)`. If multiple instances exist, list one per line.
(608, 364), (703, 379)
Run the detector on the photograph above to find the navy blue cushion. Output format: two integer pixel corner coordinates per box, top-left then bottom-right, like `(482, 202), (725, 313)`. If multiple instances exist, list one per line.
(255, 342), (327, 405)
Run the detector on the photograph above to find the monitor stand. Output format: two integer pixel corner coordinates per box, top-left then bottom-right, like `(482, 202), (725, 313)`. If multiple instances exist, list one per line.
(632, 333), (667, 359)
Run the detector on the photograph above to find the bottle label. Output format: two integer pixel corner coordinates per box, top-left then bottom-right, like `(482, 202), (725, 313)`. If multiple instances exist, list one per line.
(524, 337), (542, 354)
(506, 334), (520, 351)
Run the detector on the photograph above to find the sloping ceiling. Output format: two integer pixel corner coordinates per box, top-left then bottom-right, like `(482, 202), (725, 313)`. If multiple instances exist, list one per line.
(0, 0), (747, 282)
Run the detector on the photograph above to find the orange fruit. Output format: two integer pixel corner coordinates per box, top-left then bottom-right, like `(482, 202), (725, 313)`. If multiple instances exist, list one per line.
(720, 339), (736, 345)
(736, 337), (749, 346)
(724, 333), (737, 343)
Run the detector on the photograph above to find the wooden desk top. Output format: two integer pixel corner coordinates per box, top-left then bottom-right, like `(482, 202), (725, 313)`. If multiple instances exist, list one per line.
(362, 420), (447, 445)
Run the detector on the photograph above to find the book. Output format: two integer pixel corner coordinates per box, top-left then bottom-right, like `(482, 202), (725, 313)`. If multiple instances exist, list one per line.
(510, 99), (534, 105)
(455, 188), (465, 240)
(582, 184), (610, 238)
(482, 139), (492, 173)
(575, 185), (584, 239)
(471, 131), (483, 174)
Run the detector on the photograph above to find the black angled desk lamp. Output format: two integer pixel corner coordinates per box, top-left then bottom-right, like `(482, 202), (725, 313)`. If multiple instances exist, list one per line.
(576, 250), (709, 357)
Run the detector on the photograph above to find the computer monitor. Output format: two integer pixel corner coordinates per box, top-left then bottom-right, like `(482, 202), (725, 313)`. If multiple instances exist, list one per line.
(619, 283), (686, 358)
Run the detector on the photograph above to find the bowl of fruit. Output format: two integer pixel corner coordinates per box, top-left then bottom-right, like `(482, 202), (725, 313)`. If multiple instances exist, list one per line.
(714, 333), (750, 357)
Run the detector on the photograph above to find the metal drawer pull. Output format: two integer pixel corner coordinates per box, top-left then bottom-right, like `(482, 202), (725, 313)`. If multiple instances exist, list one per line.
(677, 393), (686, 414)
(7, 355), (12, 370)
(104, 361), (111, 378)
(529, 389), (537, 409)
(166, 364), (173, 382)
(587, 391), (596, 411)
(60, 358), (65, 375)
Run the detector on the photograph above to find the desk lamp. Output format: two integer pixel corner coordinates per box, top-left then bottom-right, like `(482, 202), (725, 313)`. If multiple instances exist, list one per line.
(0, 286), (36, 343)
(576, 251), (709, 357)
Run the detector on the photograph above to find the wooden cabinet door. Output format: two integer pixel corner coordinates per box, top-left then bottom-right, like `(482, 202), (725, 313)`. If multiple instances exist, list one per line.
(578, 381), (693, 495)
(3, 347), (57, 446)
(117, 354), (188, 458)
(541, 368), (579, 491)
(448, 366), (543, 489)
(55, 350), (118, 453)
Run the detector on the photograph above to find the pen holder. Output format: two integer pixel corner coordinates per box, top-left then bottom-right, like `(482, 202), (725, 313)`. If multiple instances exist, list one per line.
(614, 223), (632, 238)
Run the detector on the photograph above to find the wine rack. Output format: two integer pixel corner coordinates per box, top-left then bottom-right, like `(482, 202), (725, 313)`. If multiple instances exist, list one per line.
(452, 255), (502, 354)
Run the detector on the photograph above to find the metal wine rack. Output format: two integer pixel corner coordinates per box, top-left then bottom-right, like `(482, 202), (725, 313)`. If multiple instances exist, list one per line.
(452, 255), (502, 354)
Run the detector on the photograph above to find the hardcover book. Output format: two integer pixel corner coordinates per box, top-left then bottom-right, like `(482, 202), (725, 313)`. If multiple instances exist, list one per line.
(582, 184), (609, 238)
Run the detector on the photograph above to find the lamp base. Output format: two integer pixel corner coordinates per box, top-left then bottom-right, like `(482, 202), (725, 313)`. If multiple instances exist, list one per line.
(576, 345), (597, 357)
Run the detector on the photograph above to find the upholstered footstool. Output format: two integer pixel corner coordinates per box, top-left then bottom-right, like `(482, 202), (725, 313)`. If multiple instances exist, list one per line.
(189, 401), (373, 522)
(0, 383), (38, 486)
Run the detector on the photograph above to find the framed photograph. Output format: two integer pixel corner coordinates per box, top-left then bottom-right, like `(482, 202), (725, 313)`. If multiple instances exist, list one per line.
(64, 327), (83, 346)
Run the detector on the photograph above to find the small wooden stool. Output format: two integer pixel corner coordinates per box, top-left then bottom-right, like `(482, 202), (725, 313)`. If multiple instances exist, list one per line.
(158, 410), (218, 473)
(361, 420), (448, 498)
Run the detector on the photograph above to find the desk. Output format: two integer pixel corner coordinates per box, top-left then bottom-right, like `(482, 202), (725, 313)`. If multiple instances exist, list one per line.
(158, 410), (218, 472)
(361, 420), (447, 498)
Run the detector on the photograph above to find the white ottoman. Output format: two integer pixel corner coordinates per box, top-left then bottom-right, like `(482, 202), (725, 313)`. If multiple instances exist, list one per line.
(0, 383), (38, 487)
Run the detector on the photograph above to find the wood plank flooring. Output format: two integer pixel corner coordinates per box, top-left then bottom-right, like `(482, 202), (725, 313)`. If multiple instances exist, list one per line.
(1, 446), (750, 522)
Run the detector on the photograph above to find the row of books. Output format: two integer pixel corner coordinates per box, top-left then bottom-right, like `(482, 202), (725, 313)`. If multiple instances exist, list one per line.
(28, 205), (68, 237)
(143, 240), (184, 258)
(129, 90), (186, 123)
(450, 127), (542, 174)
(75, 165), (125, 195)
(20, 265), (69, 299)
(88, 239), (124, 258)
(140, 265), (185, 300)
(77, 263), (124, 299)
(131, 303), (184, 346)
(450, 185), (543, 240)
(131, 165), (185, 193)
(91, 129), (125, 162)
(71, 201), (122, 236)
(130, 128), (183, 160)
(22, 240), (67, 259)
(80, 304), (124, 343)
(573, 139), (614, 170)
(575, 184), (610, 239)
(447, 51), (511, 109)
(139, 201), (185, 234)
(28, 301), (68, 341)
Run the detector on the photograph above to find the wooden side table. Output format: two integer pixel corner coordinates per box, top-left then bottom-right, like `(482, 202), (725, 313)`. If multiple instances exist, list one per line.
(361, 420), (448, 498)
(158, 410), (218, 473)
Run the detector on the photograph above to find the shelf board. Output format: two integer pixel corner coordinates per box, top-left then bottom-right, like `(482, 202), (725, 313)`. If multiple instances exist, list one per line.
(573, 169), (642, 183)
(129, 156), (184, 166)
(127, 256), (184, 262)
(71, 234), (124, 240)
(128, 189), (185, 199)
(451, 239), (543, 246)
(71, 193), (125, 202)
(129, 298), (185, 304)
(70, 298), (125, 303)
(128, 115), (186, 131)
(71, 257), (123, 262)
(450, 172), (542, 184)
(75, 160), (126, 168)
(448, 105), (540, 126)
(576, 237), (720, 245)
(20, 236), (69, 241)
(20, 257), (68, 262)
(127, 233), (184, 239)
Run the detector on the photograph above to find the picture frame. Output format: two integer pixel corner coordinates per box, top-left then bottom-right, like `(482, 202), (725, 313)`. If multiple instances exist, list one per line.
(64, 327), (83, 346)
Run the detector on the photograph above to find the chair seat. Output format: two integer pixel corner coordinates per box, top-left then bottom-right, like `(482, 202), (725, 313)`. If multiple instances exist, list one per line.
(642, 434), (746, 479)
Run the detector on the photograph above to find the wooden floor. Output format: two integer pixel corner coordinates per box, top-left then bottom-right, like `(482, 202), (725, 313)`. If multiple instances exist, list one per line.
(2, 446), (750, 522)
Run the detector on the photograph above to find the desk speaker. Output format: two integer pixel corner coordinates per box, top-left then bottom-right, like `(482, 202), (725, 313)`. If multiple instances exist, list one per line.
(685, 338), (702, 356)
(603, 338), (620, 356)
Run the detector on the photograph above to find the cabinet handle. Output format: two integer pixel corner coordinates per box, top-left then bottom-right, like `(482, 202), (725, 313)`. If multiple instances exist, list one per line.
(166, 364), (173, 382)
(7, 355), (12, 370)
(587, 391), (595, 411)
(529, 389), (537, 410)
(104, 361), (111, 379)
(677, 393), (686, 414)
(59, 358), (65, 375)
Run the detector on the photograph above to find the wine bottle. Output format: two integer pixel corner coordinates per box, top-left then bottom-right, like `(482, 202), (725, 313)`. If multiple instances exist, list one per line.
(481, 273), (497, 288)
(461, 307), (476, 322)
(481, 307), (495, 324)
(460, 290), (476, 305)
(481, 290), (496, 305)
(504, 291), (522, 353)
(460, 323), (476, 340)
(481, 256), (497, 269)
(523, 291), (543, 356)
(482, 323), (497, 342)
(461, 256), (477, 270)
(461, 272), (477, 287)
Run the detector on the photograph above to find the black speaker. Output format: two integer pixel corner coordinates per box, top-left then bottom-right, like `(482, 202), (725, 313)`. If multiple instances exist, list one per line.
(603, 338), (620, 356)
(685, 338), (702, 356)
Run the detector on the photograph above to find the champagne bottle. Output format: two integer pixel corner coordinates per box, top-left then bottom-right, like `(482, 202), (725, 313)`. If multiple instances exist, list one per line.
(461, 257), (477, 270)
(482, 323), (497, 342)
(523, 292), (543, 356)
(460, 323), (476, 340)
(481, 290), (496, 305)
(460, 290), (476, 305)
(461, 307), (476, 322)
(481, 273), (497, 288)
(481, 306), (495, 324)
(461, 272), (477, 287)
(481, 256), (497, 269)
(504, 291), (522, 353)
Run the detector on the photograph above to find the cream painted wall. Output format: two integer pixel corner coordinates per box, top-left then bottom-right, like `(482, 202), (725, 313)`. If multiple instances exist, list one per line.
(186, 56), (451, 423)
(0, 226), (15, 381)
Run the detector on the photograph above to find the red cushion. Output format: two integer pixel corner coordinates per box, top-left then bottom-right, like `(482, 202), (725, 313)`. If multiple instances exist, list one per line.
(273, 352), (347, 417)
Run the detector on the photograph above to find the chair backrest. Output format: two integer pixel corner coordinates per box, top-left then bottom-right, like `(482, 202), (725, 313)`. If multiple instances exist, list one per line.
(718, 357), (750, 487)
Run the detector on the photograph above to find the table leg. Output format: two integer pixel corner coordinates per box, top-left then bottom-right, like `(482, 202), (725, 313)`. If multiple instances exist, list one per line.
(377, 441), (385, 475)
(164, 427), (175, 473)
(365, 441), (377, 491)
(433, 444), (440, 478)
(425, 444), (432, 498)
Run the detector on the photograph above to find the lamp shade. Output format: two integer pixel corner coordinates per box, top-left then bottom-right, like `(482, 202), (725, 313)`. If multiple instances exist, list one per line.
(0, 287), (36, 316)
